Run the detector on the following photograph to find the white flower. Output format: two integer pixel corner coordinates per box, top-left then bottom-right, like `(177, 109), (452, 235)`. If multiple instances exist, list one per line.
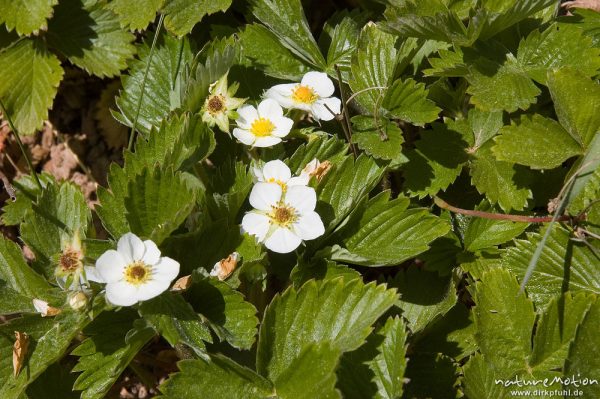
(233, 99), (293, 147)
(251, 159), (310, 188)
(242, 183), (325, 253)
(201, 72), (246, 133)
(91, 233), (180, 306)
(265, 71), (341, 121)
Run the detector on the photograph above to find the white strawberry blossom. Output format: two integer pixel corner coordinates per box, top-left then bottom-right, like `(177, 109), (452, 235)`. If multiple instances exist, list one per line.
(233, 99), (293, 147)
(251, 159), (310, 188)
(265, 71), (341, 121)
(242, 182), (325, 253)
(90, 233), (180, 306)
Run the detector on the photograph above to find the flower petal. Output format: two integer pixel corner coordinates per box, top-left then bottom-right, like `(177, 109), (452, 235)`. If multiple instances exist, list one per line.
(293, 211), (325, 240)
(142, 240), (161, 265)
(136, 279), (171, 301)
(105, 281), (138, 306)
(249, 182), (282, 211)
(233, 128), (256, 146)
(85, 266), (106, 283)
(311, 97), (341, 121)
(241, 212), (271, 241)
(288, 174), (310, 186)
(151, 256), (180, 282)
(253, 136), (282, 147)
(285, 185), (317, 213)
(302, 71), (334, 98)
(262, 160), (291, 183)
(271, 116), (294, 137)
(258, 98), (284, 118)
(95, 249), (127, 283)
(265, 84), (296, 108)
(236, 105), (259, 125)
(117, 233), (145, 262)
(264, 227), (302, 253)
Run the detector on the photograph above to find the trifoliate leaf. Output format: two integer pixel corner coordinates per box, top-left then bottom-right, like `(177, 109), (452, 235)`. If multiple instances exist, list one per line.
(46, 0), (136, 78)
(517, 23), (600, 85)
(530, 292), (595, 372)
(337, 316), (408, 399)
(0, 0), (57, 35)
(256, 278), (397, 383)
(473, 268), (535, 375)
(115, 33), (193, 136)
(547, 67), (600, 148)
(249, 0), (326, 68)
(565, 298), (600, 398)
(388, 266), (457, 333)
(0, 39), (63, 135)
(403, 121), (471, 198)
(502, 225), (600, 311)
(186, 275), (258, 350)
(349, 22), (397, 113)
(109, 0), (163, 31)
(162, 0), (232, 37)
(470, 143), (532, 211)
(139, 293), (212, 356)
(158, 355), (274, 399)
(240, 24), (310, 81)
(72, 312), (154, 399)
(382, 78), (441, 126)
(316, 154), (384, 233)
(351, 116), (406, 163)
(330, 192), (450, 267)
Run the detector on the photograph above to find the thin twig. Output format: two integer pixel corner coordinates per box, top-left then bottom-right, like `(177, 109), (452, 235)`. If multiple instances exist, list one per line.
(128, 14), (165, 151)
(345, 86), (387, 106)
(333, 65), (358, 157)
(0, 99), (42, 190)
(0, 169), (15, 201)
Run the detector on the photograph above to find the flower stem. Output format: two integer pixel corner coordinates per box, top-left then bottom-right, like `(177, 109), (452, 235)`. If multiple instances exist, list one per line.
(0, 98), (43, 190)
(334, 64), (358, 157)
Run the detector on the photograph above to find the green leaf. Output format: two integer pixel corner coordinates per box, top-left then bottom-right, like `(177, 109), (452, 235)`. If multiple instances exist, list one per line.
(290, 259), (362, 288)
(388, 266), (457, 333)
(287, 135), (348, 175)
(162, 0), (232, 37)
(158, 355), (274, 399)
(47, 0), (136, 78)
(249, 0), (326, 68)
(0, 236), (52, 300)
(330, 192), (450, 266)
(316, 154), (384, 233)
(517, 24), (600, 85)
(463, 203), (529, 252)
(109, 0), (162, 31)
(0, 0), (57, 35)
(0, 282), (36, 315)
(337, 316), (408, 399)
(256, 278), (397, 382)
(0, 39), (63, 135)
(1, 174), (54, 226)
(468, 108), (503, 150)
(382, 78), (440, 126)
(403, 120), (471, 198)
(473, 268), (535, 374)
(98, 167), (196, 244)
(26, 362), (79, 399)
(351, 116), (407, 163)
(115, 33), (193, 136)
(503, 225), (600, 311)
(186, 275), (258, 350)
(206, 160), (254, 223)
(477, 0), (556, 40)
(139, 293), (212, 356)
(72, 312), (154, 399)
(470, 142), (532, 212)
(21, 182), (91, 270)
(462, 354), (508, 399)
(402, 353), (458, 399)
(565, 298), (600, 397)
(467, 55), (540, 113)
(0, 312), (88, 399)
(547, 67), (600, 148)
(530, 292), (595, 371)
(349, 22), (397, 113)
(240, 24), (310, 81)
(321, 10), (365, 79)
(492, 114), (583, 169)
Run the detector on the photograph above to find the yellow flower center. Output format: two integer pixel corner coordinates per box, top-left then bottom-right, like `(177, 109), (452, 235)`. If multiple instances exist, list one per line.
(269, 205), (297, 227)
(292, 85), (318, 104)
(251, 117), (275, 137)
(124, 261), (152, 285)
(266, 177), (287, 191)
(207, 95), (225, 114)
